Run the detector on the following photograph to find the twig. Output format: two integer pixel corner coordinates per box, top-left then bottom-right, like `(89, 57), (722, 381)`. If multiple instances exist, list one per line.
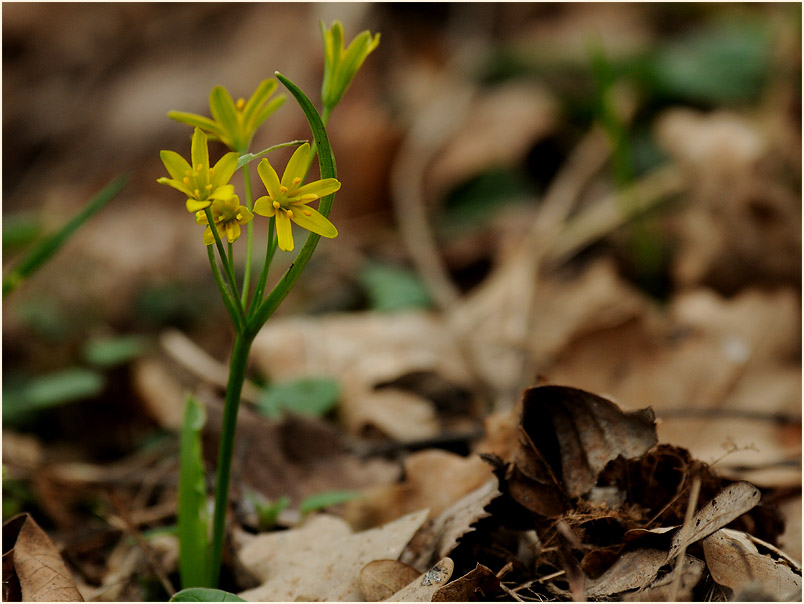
(669, 474), (701, 601)
(107, 490), (176, 598)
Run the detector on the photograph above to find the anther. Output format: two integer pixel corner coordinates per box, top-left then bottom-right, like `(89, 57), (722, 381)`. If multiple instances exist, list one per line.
(286, 209), (294, 218)
(303, 210), (312, 216)
(209, 169), (214, 176)
(196, 164), (203, 172)
(183, 177), (191, 185)
(236, 98), (246, 111)
(279, 185), (288, 194)
(272, 201), (281, 210)
(206, 184), (213, 190)
(292, 177), (302, 186)
(194, 189), (201, 197)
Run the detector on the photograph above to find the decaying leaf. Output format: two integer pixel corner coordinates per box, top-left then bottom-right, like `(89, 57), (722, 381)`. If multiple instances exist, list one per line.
(385, 557), (454, 602)
(623, 555), (706, 602)
(238, 509), (429, 601)
(667, 481), (762, 562)
(585, 549), (667, 598)
(359, 560), (422, 601)
(431, 563), (502, 601)
(3, 513), (83, 602)
(702, 528), (802, 600)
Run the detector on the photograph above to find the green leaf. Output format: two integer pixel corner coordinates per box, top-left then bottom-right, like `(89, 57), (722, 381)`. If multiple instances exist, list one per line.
(360, 262), (432, 312)
(82, 334), (150, 367)
(178, 395), (211, 589)
(236, 140), (307, 170)
(3, 367), (106, 423)
(248, 492), (290, 532)
(256, 377), (340, 419)
(3, 212), (43, 254)
(300, 489), (363, 515)
(170, 588), (246, 602)
(647, 20), (772, 105)
(3, 175), (128, 297)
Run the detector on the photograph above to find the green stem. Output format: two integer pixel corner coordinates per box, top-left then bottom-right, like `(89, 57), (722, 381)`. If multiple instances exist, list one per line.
(208, 331), (255, 587)
(249, 218), (277, 315)
(241, 167), (255, 307)
(204, 207), (246, 328)
(207, 246), (244, 333)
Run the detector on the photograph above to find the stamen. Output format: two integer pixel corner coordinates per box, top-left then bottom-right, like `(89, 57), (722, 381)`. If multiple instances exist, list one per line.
(236, 98), (246, 111)
(279, 185), (288, 194)
(194, 189), (201, 197)
(209, 168), (214, 177)
(185, 170), (192, 177)
(205, 184), (213, 190)
(303, 210), (312, 216)
(196, 164), (203, 172)
(183, 177), (191, 185)
(292, 177), (302, 186)
(272, 201), (281, 210)
(286, 209), (294, 218)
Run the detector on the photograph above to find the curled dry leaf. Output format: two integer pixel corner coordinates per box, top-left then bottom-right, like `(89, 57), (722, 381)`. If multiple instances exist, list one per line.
(702, 528), (802, 601)
(431, 562), (502, 601)
(623, 555), (706, 602)
(585, 549), (667, 598)
(3, 513), (83, 602)
(384, 557), (454, 602)
(667, 481), (762, 562)
(359, 559), (422, 601)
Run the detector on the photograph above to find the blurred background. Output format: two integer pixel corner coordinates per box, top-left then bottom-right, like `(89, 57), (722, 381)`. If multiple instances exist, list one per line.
(2, 2), (801, 595)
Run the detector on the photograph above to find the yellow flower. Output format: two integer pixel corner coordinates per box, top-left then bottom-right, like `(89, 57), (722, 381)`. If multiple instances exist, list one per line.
(253, 143), (341, 252)
(168, 80), (285, 153)
(157, 128), (239, 212)
(321, 20), (380, 110)
(195, 196), (254, 245)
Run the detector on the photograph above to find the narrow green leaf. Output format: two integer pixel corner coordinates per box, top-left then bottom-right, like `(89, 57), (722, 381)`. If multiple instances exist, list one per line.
(360, 262), (432, 312)
(170, 588), (246, 602)
(300, 490), (363, 515)
(256, 377), (340, 419)
(2, 367), (106, 423)
(178, 395), (211, 589)
(82, 334), (150, 367)
(3, 175), (128, 297)
(236, 140), (307, 170)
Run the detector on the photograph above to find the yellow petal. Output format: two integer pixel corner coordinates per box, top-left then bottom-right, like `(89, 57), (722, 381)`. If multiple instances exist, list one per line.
(225, 221), (241, 243)
(186, 198), (211, 212)
(211, 152), (239, 186)
(290, 205), (338, 239)
(257, 158), (281, 196)
(275, 211), (294, 251)
(202, 226), (215, 245)
(281, 143), (311, 189)
(294, 178), (341, 200)
(190, 128), (210, 178)
(209, 184), (235, 200)
(160, 150), (191, 181)
(253, 196), (276, 217)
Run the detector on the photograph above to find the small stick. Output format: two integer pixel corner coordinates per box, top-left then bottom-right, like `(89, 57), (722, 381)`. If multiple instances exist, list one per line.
(669, 474), (701, 601)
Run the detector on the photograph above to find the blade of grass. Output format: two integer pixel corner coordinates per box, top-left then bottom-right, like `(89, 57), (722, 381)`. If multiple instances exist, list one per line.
(3, 174), (128, 297)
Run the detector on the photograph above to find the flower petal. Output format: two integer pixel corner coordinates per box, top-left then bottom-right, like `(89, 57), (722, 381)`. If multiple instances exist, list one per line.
(211, 152), (239, 186)
(196, 210), (209, 225)
(225, 221), (242, 243)
(282, 143), (311, 188)
(290, 205), (338, 239)
(253, 196), (276, 217)
(243, 79), (277, 127)
(209, 184), (235, 200)
(157, 177), (194, 198)
(186, 198), (212, 212)
(275, 211), (294, 251)
(209, 87), (240, 148)
(293, 178), (341, 200)
(160, 150), (191, 181)
(190, 128), (210, 176)
(167, 111), (225, 139)
(202, 226), (215, 246)
(257, 158), (281, 196)
(237, 206), (254, 224)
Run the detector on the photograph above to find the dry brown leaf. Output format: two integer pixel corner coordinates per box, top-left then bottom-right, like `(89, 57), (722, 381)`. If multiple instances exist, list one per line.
(702, 528), (802, 600)
(3, 513), (83, 602)
(384, 557), (454, 602)
(431, 562), (501, 601)
(585, 549), (667, 598)
(667, 481), (761, 562)
(238, 509), (429, 601)
(401, 479), (501, 570)
(622, 555), (705, 602)
(360, 560), (422, 601)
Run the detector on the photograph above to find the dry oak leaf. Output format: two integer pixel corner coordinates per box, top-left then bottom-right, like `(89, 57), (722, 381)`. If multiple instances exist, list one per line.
(2, 513), (83, 602)
(384, 557), (454, 602)
(238, 509), (429, 601)
(702, 528), (802, 600)
(359, 559), (421, 601)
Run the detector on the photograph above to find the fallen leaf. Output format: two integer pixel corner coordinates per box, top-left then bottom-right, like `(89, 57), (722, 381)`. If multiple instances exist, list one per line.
(431, 563), (501, 601)
(702, 528), (802, 600)
(622, 555), (705, 602)
(585, 549), (667, 598)
(3, 513), (83, 602)
(385, 558), (454, 602)
(667, 481), (761, 562)
(359, 560), (421, 601)
(238, 509), (429, 601)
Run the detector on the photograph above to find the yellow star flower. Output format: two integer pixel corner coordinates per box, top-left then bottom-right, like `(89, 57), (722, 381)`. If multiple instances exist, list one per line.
(253, 143), (341, 252)
(195, 196), (254, 245)
(168, 79), (285, 153)
(157, 128), (239, 212)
